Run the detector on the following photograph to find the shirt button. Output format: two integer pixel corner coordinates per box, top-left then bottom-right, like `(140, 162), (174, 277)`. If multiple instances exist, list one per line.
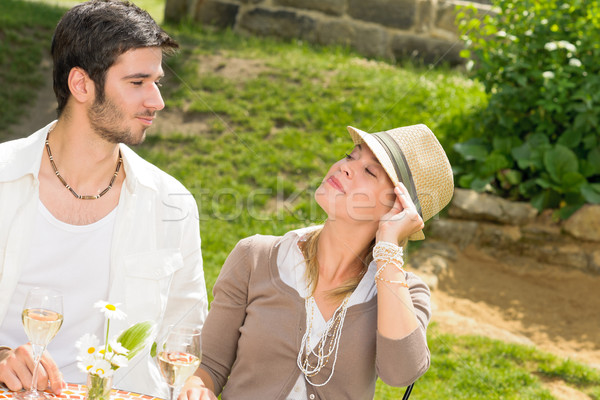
(309, 395), (315, 399)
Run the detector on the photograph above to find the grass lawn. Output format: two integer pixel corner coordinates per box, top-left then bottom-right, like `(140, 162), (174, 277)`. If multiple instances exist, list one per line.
(2, 0), (599, 398)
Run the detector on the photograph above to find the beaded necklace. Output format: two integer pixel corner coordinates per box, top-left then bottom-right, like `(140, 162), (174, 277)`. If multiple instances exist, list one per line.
(296, 294), (351, 386)
(45, 134), (122, 200)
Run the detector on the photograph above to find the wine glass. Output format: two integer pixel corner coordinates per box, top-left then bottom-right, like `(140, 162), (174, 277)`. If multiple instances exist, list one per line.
(16, 288), (63, 400)
(156, 325), (202, 400)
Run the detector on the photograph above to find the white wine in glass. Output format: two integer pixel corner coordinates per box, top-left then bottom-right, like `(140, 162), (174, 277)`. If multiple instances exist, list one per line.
(156, 325), (201, 400)
(16, 288), (63, 400)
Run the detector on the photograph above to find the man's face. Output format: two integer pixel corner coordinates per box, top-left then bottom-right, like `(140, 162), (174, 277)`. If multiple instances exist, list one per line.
(88, 47), (165, 145)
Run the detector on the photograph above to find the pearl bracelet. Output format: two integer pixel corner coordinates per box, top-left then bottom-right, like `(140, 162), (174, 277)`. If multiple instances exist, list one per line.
(373, 241), (408, 286)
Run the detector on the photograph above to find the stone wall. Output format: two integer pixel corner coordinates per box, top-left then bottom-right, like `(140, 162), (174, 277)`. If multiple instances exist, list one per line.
(164, 0), (493, 65)
(404, 189), (600, 290)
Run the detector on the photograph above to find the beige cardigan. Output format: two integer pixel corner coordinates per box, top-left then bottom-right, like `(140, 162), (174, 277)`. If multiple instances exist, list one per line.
(199, 234), (431, 399)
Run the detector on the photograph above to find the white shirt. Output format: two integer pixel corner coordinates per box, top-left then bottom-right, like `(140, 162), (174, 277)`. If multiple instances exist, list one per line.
(276, 226), (377, 400)
(0, 201), (116, 383)
(0, 122), (208, 397)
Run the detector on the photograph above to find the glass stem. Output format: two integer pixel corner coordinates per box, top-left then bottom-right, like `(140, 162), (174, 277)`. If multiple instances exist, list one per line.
(167, 386), (175, 400)
(30, 344), (45, 393)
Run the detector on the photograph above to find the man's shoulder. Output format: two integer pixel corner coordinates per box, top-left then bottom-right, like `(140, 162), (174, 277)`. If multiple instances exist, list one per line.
(0, 127), (48, 179)
(120, 144), (191, 195)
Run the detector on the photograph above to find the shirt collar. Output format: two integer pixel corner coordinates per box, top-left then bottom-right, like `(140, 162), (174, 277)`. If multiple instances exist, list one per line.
(0, 121), (54, 183)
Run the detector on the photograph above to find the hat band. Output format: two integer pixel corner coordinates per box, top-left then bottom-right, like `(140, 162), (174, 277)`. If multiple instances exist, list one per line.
(372, 132), (422, 218)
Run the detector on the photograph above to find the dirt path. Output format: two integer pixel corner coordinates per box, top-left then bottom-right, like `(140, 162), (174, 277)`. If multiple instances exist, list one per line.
(431, 246), (600, 370)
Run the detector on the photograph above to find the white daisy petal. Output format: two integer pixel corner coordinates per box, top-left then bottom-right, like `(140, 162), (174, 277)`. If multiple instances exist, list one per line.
(89, 359), (114, 378)
(110, 354), (129, 368)
(76, 333), (100, 359)
(94, 301), (127, 320)
(109, 339), (129, 356)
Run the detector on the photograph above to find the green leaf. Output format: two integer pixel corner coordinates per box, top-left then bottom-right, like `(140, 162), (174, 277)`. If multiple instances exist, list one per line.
(527, 133), (550, 147)
(117, 321), (156, 360)
(544, 145), (579, 183)
(556, 203), (584, 220)
(531, 191), (548, 211)
(503, 169), (522, 185)
(557, 128), (583, 148)
(471, 176), (493, 191)
(493, 136), (515, 154)
(512, 143), (532, 169)
(559, 171), (586, 193)
(459, 49), (471, 59)
(454, 141), (489, 162)
(581, 183), (600, 204)
(482, 153), (510, 175)
(458, 173), (475, 189)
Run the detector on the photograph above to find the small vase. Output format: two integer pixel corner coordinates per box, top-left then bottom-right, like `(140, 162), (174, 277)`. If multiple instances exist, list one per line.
(86, 373), (113, 400)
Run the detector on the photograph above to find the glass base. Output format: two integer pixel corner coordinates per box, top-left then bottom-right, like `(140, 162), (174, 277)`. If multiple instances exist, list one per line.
(14, 389), (51, 400)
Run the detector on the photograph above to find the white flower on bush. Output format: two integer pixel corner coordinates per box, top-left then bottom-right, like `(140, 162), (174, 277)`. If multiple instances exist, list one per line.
(569, 58), (582, 67)
(542, 71), (555, 79)
(557, 40), (577, 52)
(496, 30), (507, 38)
(544, 42), (558, 51)
(525, 30), (533, 36)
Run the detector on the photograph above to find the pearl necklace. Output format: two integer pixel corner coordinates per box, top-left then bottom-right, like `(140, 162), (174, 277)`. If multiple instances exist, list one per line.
(296, 294), (351, 386)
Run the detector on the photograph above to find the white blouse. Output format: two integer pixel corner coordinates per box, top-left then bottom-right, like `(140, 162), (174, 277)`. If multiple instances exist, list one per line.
(276, 226), (377, 400)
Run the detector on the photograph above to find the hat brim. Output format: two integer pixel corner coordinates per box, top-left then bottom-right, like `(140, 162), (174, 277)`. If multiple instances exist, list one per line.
(347, 126), (425, 241)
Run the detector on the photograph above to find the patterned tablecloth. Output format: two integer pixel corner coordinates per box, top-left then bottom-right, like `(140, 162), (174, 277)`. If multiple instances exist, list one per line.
(0, 383), (161, 400)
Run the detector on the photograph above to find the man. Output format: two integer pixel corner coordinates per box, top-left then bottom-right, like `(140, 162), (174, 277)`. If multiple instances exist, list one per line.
(0, 0), (208, 397)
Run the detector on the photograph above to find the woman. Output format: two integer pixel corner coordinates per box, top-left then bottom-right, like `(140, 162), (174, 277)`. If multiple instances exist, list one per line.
(182, 124), (454, 399)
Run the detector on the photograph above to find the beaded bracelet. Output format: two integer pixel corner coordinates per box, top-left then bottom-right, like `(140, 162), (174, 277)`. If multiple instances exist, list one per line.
(373, 241), (408, 287)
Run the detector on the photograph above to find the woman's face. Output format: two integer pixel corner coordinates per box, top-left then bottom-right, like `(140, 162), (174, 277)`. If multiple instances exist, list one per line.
(315, 144), (396, 224)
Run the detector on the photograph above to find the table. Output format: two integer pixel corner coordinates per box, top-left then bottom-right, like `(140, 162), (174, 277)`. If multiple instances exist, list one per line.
(0, 383), (161, 400)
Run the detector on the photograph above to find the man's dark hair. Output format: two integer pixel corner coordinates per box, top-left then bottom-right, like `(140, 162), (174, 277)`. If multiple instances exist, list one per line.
(51, 0), (179, 116)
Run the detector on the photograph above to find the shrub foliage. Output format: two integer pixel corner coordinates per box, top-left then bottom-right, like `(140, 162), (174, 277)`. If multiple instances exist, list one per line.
(455, 0), (600, 218)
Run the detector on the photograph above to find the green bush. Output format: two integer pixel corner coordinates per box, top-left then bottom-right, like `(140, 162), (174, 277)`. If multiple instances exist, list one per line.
(455, 0), (600, 218)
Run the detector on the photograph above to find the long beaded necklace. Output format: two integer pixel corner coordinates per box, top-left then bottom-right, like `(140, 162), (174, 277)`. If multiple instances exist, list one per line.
(45, 134), (122, 200)
(296, 294), (351, 386)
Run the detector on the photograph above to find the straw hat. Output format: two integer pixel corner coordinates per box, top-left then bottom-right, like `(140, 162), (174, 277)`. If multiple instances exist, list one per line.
(347, 124), (454, 240)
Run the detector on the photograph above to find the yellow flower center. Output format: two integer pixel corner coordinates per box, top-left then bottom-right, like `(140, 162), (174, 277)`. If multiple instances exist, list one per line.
(96, 368), (105, 375)
(106, 304), (116, 311)
(86, 365), (93, 371)
(99, 349), (106, 355)
(87, 347), (95, 354)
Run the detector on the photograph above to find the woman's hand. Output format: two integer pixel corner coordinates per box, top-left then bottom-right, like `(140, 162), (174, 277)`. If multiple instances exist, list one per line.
(178, 375), (218, 400)
(376, 182), (424, 244)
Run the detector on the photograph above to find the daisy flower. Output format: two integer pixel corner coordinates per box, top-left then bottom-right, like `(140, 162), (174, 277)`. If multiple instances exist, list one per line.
(110, 354), (129, 369)
(109, 339), (130, 356)
(88, 359), (114, 378)
(94, 301), (126, 320)
(76, 333), (100, 357)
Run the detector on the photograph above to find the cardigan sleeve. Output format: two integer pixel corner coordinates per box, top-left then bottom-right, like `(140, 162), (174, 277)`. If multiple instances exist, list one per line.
(375, 271), (432, 387)
(198, 236), (255, 395)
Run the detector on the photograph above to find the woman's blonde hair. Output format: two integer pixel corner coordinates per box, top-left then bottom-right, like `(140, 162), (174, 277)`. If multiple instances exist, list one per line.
(300, 227), (375, 301)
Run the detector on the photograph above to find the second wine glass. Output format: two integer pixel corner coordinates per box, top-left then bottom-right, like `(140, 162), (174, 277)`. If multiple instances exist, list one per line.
(17, 287), (63, 400)
(156, 325), (202, 400)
